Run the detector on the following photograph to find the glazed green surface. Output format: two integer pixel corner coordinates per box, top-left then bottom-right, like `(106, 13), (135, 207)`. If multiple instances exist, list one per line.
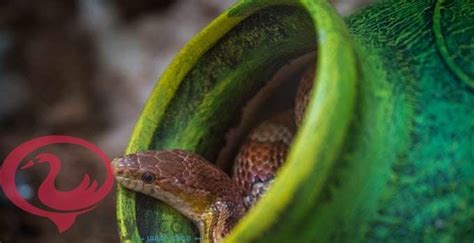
(348, 1), (474, 241)
(117, 0), (474, 242)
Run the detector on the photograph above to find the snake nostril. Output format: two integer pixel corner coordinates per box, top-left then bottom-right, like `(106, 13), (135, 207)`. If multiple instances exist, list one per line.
(111, 158), (127, 174)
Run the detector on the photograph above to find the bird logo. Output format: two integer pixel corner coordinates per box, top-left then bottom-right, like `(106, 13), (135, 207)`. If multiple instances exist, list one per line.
(0, 136), (114, 232)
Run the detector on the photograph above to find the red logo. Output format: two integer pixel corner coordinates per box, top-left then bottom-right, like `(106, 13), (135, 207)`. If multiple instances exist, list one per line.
(0, 136), (114, 233)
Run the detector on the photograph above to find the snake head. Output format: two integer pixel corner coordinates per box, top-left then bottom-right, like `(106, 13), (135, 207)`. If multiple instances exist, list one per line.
(111, 149), (236, 220)
(112, 150), (248, 238)
(111, 151), (167, 193)
(111, 149), (226, 192)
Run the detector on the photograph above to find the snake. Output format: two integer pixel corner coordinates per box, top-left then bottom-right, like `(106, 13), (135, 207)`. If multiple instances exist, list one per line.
(111, 64), (314, 242)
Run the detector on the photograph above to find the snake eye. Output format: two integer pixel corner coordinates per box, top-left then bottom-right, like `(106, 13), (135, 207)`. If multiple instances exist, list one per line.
(141, 171), (156, 184)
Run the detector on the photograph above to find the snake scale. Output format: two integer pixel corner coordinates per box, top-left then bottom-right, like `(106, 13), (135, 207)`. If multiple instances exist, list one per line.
(112, 64), (315, 242)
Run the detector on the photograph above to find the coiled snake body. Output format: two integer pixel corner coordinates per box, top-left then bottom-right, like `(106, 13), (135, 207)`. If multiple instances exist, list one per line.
(112, 65), (314, 242)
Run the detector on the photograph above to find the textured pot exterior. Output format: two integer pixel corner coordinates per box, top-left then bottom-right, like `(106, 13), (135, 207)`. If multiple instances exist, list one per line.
(116, 0), (474, 242)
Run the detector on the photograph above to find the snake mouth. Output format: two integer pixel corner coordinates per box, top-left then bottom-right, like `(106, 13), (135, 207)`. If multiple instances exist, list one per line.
(111, 163), (148, 194)
(113, 173), (134, 189)
(114, 176), (130, 187)
(111, 156), (140, 185)
(110, 158), (125, 175)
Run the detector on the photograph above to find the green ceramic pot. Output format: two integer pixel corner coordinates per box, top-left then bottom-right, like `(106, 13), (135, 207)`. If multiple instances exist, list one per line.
(116, 0), (474, 242)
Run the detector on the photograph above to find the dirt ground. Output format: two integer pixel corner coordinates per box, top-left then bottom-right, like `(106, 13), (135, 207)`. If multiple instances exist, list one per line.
(0, 0), (372, 242)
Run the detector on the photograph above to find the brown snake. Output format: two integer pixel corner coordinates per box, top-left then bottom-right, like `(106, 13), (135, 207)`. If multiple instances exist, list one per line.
(111, 65), (314, 242)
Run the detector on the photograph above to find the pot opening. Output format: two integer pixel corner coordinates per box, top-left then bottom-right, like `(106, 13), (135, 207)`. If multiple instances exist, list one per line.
(145, 5), (317, 166)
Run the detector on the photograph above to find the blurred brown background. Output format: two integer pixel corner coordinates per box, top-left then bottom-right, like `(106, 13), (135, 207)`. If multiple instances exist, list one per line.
(0, 0), (372, 242)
